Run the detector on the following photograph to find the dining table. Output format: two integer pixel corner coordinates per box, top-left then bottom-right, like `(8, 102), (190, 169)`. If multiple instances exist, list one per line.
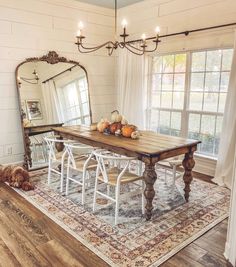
(53, 125), (201, 220)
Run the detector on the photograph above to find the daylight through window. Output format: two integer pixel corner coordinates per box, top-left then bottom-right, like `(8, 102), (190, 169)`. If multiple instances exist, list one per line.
(148, 48), (233, 158)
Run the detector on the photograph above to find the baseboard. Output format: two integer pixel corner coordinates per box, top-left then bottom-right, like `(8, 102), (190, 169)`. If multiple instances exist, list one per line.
(1, 161), (24, 167)
(224, 242), (230, 260)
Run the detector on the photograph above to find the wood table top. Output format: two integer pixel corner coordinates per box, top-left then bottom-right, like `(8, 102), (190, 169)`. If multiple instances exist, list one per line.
(53, 125), (201, 157)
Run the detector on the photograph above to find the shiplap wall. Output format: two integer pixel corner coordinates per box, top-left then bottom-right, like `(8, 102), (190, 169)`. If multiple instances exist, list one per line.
(118, 0), (236, 51)
(0, 0), (116, 164)
(118, 0), (236, 176)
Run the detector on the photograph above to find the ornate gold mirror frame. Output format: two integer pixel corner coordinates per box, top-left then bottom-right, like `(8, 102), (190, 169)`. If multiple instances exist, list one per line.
(15, 51), (92, 170)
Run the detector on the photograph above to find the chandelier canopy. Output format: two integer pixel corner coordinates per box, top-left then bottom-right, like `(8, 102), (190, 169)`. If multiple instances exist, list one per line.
(75, 0), (161, 56)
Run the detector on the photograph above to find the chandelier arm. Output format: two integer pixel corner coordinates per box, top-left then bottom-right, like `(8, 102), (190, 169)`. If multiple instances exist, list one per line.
(108, 46), (115, 56)
(80, 41), (113, 51)
(124, 44), (145, 56)
(142, 41), (159, 53)
(78, 46), (102, 54)
(125, 42), (146, 52)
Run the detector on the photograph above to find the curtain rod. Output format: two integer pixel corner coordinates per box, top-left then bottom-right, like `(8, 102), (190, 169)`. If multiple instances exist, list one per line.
(127, 22), (236, 44)
(42, 65), (77, 84)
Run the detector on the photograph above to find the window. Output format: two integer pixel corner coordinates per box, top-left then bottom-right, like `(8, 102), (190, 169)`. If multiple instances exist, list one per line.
(57, 77), (91, 125)
(148, 48), (233, 158)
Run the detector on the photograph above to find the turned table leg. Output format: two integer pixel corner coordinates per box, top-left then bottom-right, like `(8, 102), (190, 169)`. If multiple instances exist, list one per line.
(182, 151), (195, 202)
(24, 132), (32, 169)
(143, 162), (157, 220)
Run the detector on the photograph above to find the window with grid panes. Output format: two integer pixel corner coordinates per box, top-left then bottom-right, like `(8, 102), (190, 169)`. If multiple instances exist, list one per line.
(148, 48), (233, 158)
(57, 77), (91, 125)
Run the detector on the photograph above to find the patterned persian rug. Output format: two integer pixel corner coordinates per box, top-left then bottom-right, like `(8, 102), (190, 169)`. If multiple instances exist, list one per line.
(13, 168), (230, 267)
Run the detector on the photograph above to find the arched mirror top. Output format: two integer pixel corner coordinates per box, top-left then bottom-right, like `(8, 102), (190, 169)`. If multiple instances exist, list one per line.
(16, 51), (91, 127)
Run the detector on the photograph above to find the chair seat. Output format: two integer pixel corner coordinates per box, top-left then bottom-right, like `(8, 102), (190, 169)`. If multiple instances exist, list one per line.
(65, 155), (97, 172)
(158, 157), (182, 168)
(98, 167), (142, 186)
(55, 151), (67, 161)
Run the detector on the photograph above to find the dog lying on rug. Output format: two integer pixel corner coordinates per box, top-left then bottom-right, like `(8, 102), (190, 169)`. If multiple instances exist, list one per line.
(0, 165), (34, 191)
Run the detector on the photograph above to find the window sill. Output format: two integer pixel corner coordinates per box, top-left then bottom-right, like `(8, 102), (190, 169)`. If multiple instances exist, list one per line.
(195, 153), (217, 162)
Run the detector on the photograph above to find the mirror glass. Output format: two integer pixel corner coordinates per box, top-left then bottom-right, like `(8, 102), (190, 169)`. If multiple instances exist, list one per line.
(17, 60), (91, 170)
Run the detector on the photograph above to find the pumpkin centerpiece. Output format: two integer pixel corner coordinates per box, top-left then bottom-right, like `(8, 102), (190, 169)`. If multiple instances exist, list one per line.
(122, 124), (137, 138)
(97, 118), (109, 133)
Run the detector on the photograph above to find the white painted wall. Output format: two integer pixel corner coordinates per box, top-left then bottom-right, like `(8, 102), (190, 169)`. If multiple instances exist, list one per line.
(117, 0), (236, 176)
(0, 0), (116, 164)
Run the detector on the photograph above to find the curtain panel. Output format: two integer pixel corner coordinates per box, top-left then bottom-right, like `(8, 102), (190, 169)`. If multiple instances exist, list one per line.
(117, 44), (145, 129)
(213, 32), (236, 189)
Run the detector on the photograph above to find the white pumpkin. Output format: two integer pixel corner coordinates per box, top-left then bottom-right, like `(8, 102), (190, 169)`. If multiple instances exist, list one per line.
(131, 131), (140, 140)
(121, 116), (128, 125)
(97, 118), (109, 133)
(111, 110), (122, 123)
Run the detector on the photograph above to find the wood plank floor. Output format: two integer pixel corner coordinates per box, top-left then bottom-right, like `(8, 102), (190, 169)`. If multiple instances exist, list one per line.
(0, 183), (230, 267)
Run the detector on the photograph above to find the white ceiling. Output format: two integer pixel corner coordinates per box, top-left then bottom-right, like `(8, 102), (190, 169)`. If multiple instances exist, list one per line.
(74, 0), (144, 9)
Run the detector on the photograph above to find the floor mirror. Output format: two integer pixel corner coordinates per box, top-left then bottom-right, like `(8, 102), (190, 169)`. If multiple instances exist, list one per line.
(15, 51), (92, 170)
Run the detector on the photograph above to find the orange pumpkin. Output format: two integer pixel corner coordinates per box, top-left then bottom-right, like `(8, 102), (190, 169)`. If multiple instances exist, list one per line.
(121, 125), (137, 138)
(109, 122), (122, 134)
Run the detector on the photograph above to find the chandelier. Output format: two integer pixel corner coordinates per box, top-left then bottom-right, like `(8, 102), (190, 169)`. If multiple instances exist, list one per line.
(18, 70), (39, 85)
(75, 0), (161, 56)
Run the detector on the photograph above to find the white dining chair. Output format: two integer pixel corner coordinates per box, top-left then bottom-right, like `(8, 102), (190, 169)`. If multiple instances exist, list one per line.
(44, 136), (73, 192)
(31, 135), (48, 164)
(92, 150), (145, 225)
(65, 143), (97, 205)
(156, 156), (183, 195)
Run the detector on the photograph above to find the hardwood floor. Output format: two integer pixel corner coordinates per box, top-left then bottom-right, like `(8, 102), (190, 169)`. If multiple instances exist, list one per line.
(0, 183), (230, 267)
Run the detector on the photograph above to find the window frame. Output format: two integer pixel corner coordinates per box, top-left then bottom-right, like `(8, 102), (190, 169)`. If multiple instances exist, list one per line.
(147, 46), (233, 159)
(57, 76), (91, 126)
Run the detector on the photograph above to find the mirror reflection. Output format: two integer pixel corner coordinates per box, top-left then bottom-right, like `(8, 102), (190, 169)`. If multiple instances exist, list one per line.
(17, 60), (91, 170)
(18, 62), (91, 126)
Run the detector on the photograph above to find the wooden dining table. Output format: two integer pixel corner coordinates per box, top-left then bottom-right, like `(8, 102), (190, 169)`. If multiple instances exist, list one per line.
(53, 125), (201, 220)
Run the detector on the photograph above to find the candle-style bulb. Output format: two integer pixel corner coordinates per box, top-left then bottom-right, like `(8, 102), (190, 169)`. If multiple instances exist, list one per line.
(155, 26), (160, 35)
(122, 19), (127, 28)
(141, 33), (146, 41)
(78, 21), (84, 30)
(77, 29), (82, 37)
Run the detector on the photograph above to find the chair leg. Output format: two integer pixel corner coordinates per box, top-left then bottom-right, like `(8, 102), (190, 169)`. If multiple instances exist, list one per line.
(65, 164), (70, 196)
(93, 176), (98, 212)
(82, 170), (87, 205)
(164, 169), (167, 183)
(60, 161), (64, 193)
(141, 180), (145, 215)
(138, 161), (142, 176)
(115, 183), (120, 225)
(47, 160), (51, 185)
(172, 165), (177, 195)
(107, 184), (110, 196)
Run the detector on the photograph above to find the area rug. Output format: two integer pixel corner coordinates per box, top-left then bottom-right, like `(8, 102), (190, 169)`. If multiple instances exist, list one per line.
(12, 168), (230, 267)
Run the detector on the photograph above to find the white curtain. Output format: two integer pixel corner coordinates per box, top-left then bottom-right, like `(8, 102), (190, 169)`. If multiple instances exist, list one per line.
(117, 45), (145, 129)
(212, 33), (236, 189)
(41, 80), (63, 124)
(224, 145), (236, 266)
